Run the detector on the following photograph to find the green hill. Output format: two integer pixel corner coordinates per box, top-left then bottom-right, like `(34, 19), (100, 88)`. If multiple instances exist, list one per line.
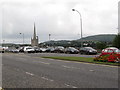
(78, 34), (116, 42)
(41, 34), (116, 47)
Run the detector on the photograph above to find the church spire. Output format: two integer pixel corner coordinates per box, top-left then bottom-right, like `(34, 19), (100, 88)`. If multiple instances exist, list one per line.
(31, 22), (39, 46)
(33, 22), (36, 39)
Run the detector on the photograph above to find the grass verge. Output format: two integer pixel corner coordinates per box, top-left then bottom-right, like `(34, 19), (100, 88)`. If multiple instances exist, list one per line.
(42, 56), (120, 66)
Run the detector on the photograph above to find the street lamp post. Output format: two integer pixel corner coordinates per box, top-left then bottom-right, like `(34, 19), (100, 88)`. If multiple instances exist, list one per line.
(72, 9), (83, 47)
(49, 34), (51, 41)
(19, 33), (24, 45)
(3, 40), (5, 44)
(3, 40), (5, 47)
(48, 34), (51, 46)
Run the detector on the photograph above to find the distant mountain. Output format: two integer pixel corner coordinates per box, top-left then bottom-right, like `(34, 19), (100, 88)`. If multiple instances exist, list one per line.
(1, 43), (20, 47)
(41, 34), (116, 47)
(78, 34), (116, 42)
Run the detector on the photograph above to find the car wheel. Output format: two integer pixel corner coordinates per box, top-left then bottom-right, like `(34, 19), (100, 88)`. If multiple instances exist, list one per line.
(80, 52), (83, 54)
(86, 52), (89, 55)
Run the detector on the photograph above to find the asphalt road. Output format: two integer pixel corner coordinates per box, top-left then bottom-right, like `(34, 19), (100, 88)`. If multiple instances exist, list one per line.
(2, 53), (119, 88)
(25, 52), (99, 58)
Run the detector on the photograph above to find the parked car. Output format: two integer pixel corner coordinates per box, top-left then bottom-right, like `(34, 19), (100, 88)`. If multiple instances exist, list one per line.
(24, 46), (35, 53)
(19, 47), (24, 53)
(33, 46), (42, 53)
(46, 47), (55, 53)
(102, 47), (120, 55)
(11, 49), (19, 53)
(65, 47), (79, 54)
(5, 48), (19, 53)
(54, 46), (65, 53)
(79, 47), (97, 55)
(94, 47), (120, 62)
(0, 46), (4, 53)
(5, 48), (12, 52)
(40, 48), (47, 52)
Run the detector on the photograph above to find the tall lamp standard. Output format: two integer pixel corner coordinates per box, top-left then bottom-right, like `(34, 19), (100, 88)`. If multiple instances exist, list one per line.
(3, 40), (5, 44)
(19, 33), (24, 45)
(48, 34), (51, 46)
(3, 40), (5, 47)
(49, 34), (51, 41)
(72, 9), (83, 47)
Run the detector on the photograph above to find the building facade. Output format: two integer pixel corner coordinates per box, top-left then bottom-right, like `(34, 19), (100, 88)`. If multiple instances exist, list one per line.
(31, 23), (39, 46)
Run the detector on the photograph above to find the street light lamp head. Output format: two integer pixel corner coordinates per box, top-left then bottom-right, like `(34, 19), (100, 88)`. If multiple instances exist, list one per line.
(72, 9), (75, 11)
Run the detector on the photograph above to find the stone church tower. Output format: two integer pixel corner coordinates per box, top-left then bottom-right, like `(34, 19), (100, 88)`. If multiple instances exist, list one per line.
(31, 23), (39, 46)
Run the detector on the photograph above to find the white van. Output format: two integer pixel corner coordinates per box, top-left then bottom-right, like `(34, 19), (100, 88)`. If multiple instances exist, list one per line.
(24, 46), (35, 53)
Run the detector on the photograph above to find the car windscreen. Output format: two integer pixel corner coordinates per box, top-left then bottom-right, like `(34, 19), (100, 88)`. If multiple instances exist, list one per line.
(85, 47), (96, 51)
(107, 49), (114, 53)
(57, 47), (64, 49)
(26, 48), (33, 50)
(115, 49), (120, 53)
(69, 47), (76, 50)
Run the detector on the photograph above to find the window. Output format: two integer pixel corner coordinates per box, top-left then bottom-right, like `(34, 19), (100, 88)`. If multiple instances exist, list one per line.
(107, 49), (113, 53)
(103, 49), (108, 52)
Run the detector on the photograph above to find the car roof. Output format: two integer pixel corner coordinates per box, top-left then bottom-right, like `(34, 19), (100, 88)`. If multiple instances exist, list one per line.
(105, 47), (118, 50)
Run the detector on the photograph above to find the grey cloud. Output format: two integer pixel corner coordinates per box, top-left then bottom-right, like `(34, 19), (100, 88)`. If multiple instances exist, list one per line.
(1, 0), (119, 43)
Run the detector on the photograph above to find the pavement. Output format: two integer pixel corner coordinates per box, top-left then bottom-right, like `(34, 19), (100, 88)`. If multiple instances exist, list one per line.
(2, 53), (119, 88)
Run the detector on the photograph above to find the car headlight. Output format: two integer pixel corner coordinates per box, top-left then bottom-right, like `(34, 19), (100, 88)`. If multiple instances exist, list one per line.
(71, 50), (74, 52)
(89, 50), (92, 52)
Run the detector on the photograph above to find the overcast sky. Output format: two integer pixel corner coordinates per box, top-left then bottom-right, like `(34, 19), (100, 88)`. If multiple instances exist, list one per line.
(0, 0), (119, 44)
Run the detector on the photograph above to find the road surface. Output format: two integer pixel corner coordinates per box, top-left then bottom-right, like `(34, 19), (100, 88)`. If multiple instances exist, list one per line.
(2, 53), (118, 88)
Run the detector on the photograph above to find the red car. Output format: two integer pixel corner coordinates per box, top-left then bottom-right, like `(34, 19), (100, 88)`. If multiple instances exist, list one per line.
(102, 47), (120, 55)
(94, 47), (120, 62)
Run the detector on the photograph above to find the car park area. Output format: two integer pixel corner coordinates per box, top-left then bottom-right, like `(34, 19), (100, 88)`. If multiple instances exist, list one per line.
(2, 45), (120, 64)
(3, 46), (98, 55)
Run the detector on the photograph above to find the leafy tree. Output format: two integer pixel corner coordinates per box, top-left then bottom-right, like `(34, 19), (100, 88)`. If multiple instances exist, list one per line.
(113, 34), (120, 49)
(96, 42), (107, 50)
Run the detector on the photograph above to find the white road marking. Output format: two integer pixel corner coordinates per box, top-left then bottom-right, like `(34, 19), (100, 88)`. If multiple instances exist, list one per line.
(7, 53), (118, 68)
(39, 61), (50, 65)
(65, 84), (77, 88)
(41, 58), (66, 62)
(16, 68), (20, 71)
(19, 58), (27, 60)
(102, 64), (118, 68)
(62, 61), (70, 62)
(33, 61), (50, 65)
(25, 72), (34, 76)
(89, 70), (94, 72)
(62, 65), (80, 69)
(72, 86), (78, 88)
(65, 84), (70, 87)
(49, 59), (71, 63)
(49, 79), (54, 82)
(41, 57), (118, 68)
(41, 77), (49, 80)
(41, 77), (54, 82)
(62, 65), (71, 69)
(74, 62), (118, 68)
